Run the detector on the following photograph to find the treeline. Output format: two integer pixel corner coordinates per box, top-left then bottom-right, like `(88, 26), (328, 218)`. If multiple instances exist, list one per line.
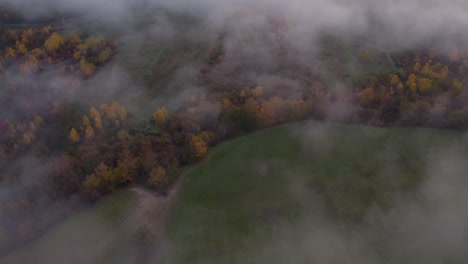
(0, 24), (116, 76)
(357, 49), (468, 128)
(0, 24), (117, 254)
(65, 85), (315, 201)
(0, 25), (116, 168)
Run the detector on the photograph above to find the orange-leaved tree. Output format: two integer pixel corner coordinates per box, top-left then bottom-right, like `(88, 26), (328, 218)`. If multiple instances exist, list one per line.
(188, 135), (208, 161)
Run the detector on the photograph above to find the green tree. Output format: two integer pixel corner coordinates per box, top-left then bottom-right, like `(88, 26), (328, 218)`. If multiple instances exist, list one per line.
(98, 47), (113, 64)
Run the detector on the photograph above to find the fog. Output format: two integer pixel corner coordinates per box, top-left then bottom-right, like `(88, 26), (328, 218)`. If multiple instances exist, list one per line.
(271, 125), (468, 263)
(2, 0), (468, 263)
(5, 0), (468, 48)
(4, 0), (468, 110)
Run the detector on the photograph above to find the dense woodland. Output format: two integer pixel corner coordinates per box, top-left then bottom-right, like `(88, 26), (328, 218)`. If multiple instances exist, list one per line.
(2, 13), (468, 254)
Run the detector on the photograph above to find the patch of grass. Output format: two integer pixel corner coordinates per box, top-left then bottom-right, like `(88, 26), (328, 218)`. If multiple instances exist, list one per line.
(161, 122), (468, 263)
(94, 189), (137, 225)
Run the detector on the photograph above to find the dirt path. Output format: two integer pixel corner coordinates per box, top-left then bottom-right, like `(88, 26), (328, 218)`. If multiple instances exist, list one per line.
(127, 174), (187, 239)
(125, 175), (188, 263)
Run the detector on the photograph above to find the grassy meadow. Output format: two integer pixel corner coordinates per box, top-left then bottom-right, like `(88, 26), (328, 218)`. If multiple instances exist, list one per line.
(160, 122), (468, 263)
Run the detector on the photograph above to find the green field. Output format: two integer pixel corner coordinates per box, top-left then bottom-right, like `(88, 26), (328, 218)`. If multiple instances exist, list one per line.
(159, 122), (468, 263)
(4, 122), (468, 263)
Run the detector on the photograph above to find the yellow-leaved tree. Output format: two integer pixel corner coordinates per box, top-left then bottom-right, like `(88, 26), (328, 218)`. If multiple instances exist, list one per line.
(98, 47), (113, 64)
(84, 125), (95, 139)
(80, 59), (95, 76)
(44, 32), (65, 54)
(153, 107), (168, 128)
(252, 86), (264, 97)
(83, 116), (90, 126)
(16, 41), (28, 55)
(5, 47), (16, 58)
(148, 166), (168, 188)
(358, 87), (376, 107)
(189, 135), (208, 161)
(69, 128), (80, 143)
(69, 32), (81, 44)
(90, 107), (103, 130)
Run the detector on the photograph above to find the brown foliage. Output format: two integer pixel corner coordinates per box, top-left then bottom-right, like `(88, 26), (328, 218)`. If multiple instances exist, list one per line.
(44, 33), (65, 54)
(188, 135), (208, 161)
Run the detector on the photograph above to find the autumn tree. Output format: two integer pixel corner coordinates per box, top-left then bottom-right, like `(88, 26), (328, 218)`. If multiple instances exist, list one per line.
(198, 130), (217, 147)
(98, 47), (113, 64)
(22, 132), (34, 145)
(81, 175), (100, 199)
(148, 166), (168, 188)
(90, 107), (103, 130)
(16, 41), (28, 55)
(406, 74), (418, 93)
(84, 125), (95, 140)
(259, 101), (275, 126)
(5, 47), (16, 58)
(388, 74), (404, 91)
(140, 137), (159, 172)
(451, 78), (463, 95)
(69, 32), (81, 44)
(100, 102), (127, 121)
(244, 98), (260, 115)
(84, 37), (104, 53)
(90, 107), (100, 119)
(417, 77), (432, 94)
(83, 162), (132, 200)
(289, 100), (308, 119)
(31, 48), (45, 59)
(188, 135), (208, 161)
(80, 59), (95, 76)
(269, 97), (287, 122)
(361, 50), (372, 62)
(117, 149), (138, 180)
(69, 128), (80, 143)
(153, 107), (168, 128)
(44, 32), (65, 54)
(41, 26), (52, 35)
(19, 54), (39, 73)
(252, 86), (264, 97)
(359, 87), (377, 107)
(117, 129), (131, 140)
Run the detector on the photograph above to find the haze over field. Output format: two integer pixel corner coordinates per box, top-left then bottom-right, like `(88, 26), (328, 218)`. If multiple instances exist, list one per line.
(2, 0), (468, 263)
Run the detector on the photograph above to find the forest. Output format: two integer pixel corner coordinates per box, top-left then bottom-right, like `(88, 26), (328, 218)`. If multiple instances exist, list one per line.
(2, 1), (468, 259)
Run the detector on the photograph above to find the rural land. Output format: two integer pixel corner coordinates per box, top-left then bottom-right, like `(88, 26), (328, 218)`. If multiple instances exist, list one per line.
(1, 1), (468, 263)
